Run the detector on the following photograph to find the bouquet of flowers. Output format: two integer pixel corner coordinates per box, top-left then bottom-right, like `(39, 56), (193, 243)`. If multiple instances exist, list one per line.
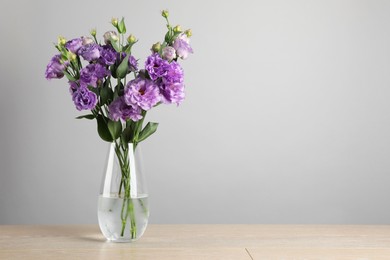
(45, 10), (192, 240)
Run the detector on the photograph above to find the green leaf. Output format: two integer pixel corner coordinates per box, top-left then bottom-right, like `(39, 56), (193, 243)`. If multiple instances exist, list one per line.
(123, 44), (131, 55)
(164, 29), (174, 44)
(57, 45), (68, 56)
(88, 85), (99, 95)
(100, 84), (113, 105)
(107, 120), (122, 140)
(164, 31), (171, 43)
(121, 122), (135, 143)
(97, 115), (113, 142)
(110, 64), (117, 78)
(75, 114), (95, 120)
(103, 78), (110, 88)
(118, 17), (126, 34)
(137, 122), (159, 143)
(112, 82), (124, 100)
(60, 53), (68, 61)
(63, 70), (76, 81)
(116, 55), (129, 79)
(110, 39), (121, 52)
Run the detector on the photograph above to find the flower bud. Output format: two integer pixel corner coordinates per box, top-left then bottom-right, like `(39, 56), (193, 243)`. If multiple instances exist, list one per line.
(162, 10), (169, 18)
(162, 46), (176, 61)
(151, 42), (161, 53)
(127, 34), (137, 44)
(90, 28), (96, 37)
(111, 17), (118, 27)
(103, 31), (118, 44)
(58, 36), (66, 46)
(113, 34), (119, 41)
(67, 52), (77, 61)
(173, 33), (193, 60)
(111, 34), (119, 42)
(173, 25), (182, 33)
(81, 36), (94, 45)
(184, 29), (192, 37)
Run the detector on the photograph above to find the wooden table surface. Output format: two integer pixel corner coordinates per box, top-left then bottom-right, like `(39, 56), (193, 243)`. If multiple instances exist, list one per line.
(1, 225), (390, 259)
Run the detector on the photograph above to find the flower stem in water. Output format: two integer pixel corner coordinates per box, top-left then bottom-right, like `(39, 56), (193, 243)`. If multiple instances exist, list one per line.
(115, 142), (137, 239)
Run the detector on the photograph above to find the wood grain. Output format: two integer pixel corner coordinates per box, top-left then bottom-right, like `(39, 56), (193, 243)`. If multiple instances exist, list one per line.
(1, 225), (390, 259)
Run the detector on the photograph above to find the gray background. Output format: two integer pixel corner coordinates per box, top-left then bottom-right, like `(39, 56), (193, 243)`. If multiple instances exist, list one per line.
(1, 0), (390, 224)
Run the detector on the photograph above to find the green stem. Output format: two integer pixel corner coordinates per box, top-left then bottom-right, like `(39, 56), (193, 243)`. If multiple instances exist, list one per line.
(128, 197), (136, 238)
(93, 35), (98, 44)
(133, 110), (147, 148)
(115, 141), (137, 239)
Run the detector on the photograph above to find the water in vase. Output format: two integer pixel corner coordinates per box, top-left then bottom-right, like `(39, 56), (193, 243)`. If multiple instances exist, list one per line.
(98, 194), (149, 242)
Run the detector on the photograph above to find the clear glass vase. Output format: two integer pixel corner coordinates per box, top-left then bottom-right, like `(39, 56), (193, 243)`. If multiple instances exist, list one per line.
(98, 142), (149, 242)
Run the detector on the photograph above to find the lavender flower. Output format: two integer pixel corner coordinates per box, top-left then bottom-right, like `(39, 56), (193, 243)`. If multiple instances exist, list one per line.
(173, 33), (193, 59)
(145, 53), (170, 80)
(162, 46), (176, 61)
(159, 62), (185, 105)
(72, 86), (97, 111)
(162, 61), (184, 84)
(45, 54), (65, 79)
(160, 82), (185, 105)
(68, 80), (88, 94)
(124, 77), (160, 110)
(129, 55), (138, 72)
(108, 97), (143, 122)
(65, 38), (82, 53)
(78, 43), (101, 61)
(99, 45), (117, 66)
(95, 64), (110, 79)
(69, 81), (79, 94)
(80, 63), (110, 87)
(79, 66), (97, 87)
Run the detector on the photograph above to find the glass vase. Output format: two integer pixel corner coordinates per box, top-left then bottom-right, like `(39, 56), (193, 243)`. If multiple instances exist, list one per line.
(98, 142), (149, 242)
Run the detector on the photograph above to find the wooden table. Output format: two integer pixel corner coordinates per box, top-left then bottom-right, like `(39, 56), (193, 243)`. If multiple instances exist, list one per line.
(1, 225), (390, 259)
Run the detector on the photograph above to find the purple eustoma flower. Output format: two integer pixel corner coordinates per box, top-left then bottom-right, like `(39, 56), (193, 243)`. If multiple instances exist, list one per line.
(173, 33), (193, 60)
(99, 45), (117, 66)
(108, 97), (143, 122)
(80, 63), (110, 87)
(72, 86), (97, 111)
(162, 46), (176, 61)
(69, 81), (79, 94)
(78, 43), (101, 61)
(129, 55), (138, 72)
(65, 38), (83, 53)
(124, 77), (160, 110)
(45, 54), (66, 80)
(162, 61), (184, 84)
(160, 82), (185, 105)
(158, 62), (185, 105)
(68, 80), (88, 94)
(145, 53), (170, 80)
(95, 64), (110, 79)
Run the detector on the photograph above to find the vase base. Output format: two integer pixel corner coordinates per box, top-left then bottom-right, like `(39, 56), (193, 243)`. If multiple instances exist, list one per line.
(106, 237), (138, 243)
(98, 195), (149, 242)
